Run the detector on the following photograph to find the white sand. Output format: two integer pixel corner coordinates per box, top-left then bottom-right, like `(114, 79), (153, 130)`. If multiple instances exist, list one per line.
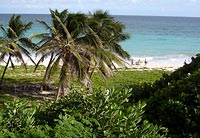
(117, 57), (191, 71)
(124, 61), (182, 71)
(0, 55), (191, 72)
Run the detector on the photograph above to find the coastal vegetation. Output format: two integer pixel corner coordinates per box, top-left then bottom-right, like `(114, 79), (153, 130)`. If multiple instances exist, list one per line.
(0, 15), (35, 86)
(30, 9), (130, 100)
(0, 9), (200, 137)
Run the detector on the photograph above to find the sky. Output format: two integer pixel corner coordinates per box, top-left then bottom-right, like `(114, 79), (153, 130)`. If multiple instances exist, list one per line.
(0, 0), (200, 17)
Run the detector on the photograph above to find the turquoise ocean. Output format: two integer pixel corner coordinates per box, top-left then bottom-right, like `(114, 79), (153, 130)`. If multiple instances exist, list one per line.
(1, 14), (200, 67)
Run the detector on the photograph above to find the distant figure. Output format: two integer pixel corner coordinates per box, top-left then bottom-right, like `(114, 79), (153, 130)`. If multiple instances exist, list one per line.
(131, 59), (134, 65)
(184, 60), (187, 65)
(144, 59), (148, 66)
(135, 59), (140, 65)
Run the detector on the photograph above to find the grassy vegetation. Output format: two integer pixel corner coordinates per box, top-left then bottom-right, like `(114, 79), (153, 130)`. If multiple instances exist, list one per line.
(92, 69), (169, 89)
(0, 65), (169, 103)
(0, 65), (168, 88)
(0, 65), (46, 85)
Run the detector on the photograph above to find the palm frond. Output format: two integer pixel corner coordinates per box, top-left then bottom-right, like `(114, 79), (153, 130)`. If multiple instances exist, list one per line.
(24, 22), (33, 32)
(0, 26), (8, 35)
(19, 37), (35, 49)
(0, 38), (8, 45)
(37, 19), (52, 31)
(109, 43), (130, 59)
(36, 45), (56, 53)
(87, 26), (104, 48)
(7, 27), (18, 38)
(67, 44), (83, 62)
(19, 45), (36, 65)
(0, 46), (14, 54)
(14, 51), (27, 70)
(51, 11), (73, 43)
(29, 33), (50, 40)
(0, 52), (7, 62)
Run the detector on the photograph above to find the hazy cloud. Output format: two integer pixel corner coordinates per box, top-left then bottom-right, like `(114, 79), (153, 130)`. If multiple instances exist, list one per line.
(0, 0), (200, 17)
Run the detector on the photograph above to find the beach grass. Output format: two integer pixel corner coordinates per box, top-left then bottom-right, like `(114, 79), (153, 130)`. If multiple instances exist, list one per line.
(0, 65), (169, 115)
(0, 65), (46, 85)
(92, 69), (169, 89)
(0, 66), (169, 87)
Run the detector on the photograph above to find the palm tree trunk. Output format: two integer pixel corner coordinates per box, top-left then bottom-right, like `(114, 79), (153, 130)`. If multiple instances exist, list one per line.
(56, 82), (63, 101)
(89, 63), (97, 79)
(41, 53), (54, 91)
(89, 67), (95, 79)
(0, 56), (11, 87)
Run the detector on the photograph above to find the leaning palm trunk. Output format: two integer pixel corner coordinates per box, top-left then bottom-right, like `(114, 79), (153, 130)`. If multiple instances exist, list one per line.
(0, 56), (11, 86)
(55, 56), (70, 100)
(80, 73), (93, 93)
(56, 82), (63, 101)
(41, 53), (54, 91)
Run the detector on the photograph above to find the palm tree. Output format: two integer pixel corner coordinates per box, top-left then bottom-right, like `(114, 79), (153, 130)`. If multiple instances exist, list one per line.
(46, 10), (92, 100)
(31, 9), (87, 92)
(0, 15), (35, 86)
(81, 10), (130, 80)
(88, 10), (130, 59)
(33, 9), (129, 100)
(31, 9), (89, 99)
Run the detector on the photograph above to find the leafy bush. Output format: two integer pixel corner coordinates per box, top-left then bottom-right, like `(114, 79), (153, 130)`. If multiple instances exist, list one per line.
(89, 88), (167, 137)
(129, 56), (200, 137)
(53, 114), (93, 138)
(37, 88), (167, 137)
(0, 99), (36, 132)
(145, 69), (200, 137)
(0, 88), (167, 137)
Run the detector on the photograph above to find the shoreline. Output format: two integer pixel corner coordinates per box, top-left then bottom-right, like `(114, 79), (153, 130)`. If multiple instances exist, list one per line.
(0, 57), (189, 72)
(117, 55), (193, 71)
(0, 55), (193, 72)
(122, 54), (193, 71)
(123, 62), (181, 71)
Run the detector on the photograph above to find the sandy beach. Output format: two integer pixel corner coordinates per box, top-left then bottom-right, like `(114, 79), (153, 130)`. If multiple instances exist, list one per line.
(118, 56), (192, 71)
(0, 54), (192, 72)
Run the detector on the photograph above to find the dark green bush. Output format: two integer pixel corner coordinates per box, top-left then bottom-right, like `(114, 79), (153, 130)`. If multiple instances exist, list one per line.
(129, 56), (200, 137)
(0, 99), (36, 132)
(145, 69), (200, 137)
(53, 114), (93, 138)
(89, 88), (167, 137)
(36, 88), (167, 137)
(0, 88), (167, 137)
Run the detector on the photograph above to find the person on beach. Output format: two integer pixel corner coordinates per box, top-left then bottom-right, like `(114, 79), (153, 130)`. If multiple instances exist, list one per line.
(135, 59), (140, 65)
(144, 59), (147, 66)
(131, 59), (134, 65)
(184, 60), (187, 65)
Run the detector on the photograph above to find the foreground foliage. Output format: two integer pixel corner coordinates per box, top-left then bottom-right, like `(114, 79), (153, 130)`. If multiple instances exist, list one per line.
(130, 56), (200, 137)
(0, 88), (167, 138)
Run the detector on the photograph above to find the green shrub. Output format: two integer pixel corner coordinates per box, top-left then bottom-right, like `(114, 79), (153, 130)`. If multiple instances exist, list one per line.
(36, 88), (167, 137)
(53, 114), (93, 138)
(129, 56), (200, 137)
(35, 89), (94, 127)
(90, 88), (167, 137)
(145, 69), (200, 137)
(0, 99), (36, 132)
(0, 88), (167, 137)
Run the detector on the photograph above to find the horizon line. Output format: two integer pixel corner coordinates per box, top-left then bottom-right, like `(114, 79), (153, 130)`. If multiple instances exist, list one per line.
(0, 12), (200, 18)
